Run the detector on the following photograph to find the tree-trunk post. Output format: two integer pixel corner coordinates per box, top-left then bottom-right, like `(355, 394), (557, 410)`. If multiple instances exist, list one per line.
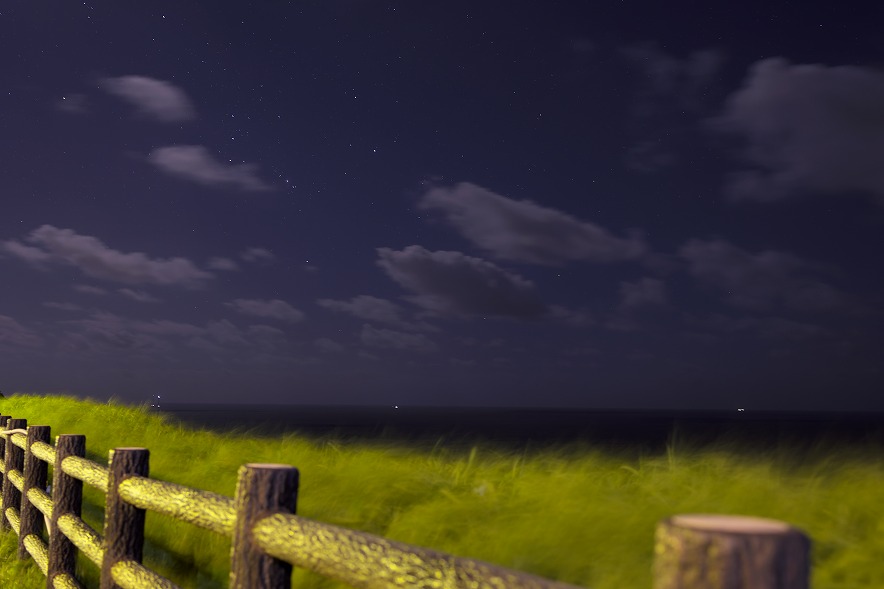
(19, 425), (51, 559)
(230, 463), (299, 589)
(48, 434), (86, 589)
(1, 417), (27, 532)
(653, 514), (810, 589)
(0, 416), (9, 463)
(100, 448), (150, 589)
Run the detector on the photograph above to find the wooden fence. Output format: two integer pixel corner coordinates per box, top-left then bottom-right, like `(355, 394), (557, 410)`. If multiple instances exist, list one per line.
(0, 414), (587, 589)
(0, 414), (811, 589)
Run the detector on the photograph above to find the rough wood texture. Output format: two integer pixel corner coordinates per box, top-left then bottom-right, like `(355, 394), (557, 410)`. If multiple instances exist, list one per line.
(252, 512), (589, 589)
(57, 513), (105, 566)
(100, 448), (150, 589)
(0, 416), (9, 463)
(60, 455), (110, 492)
(48, 434), (86, 589)
(20, 425), (51, 559)
(230, 464), (299, 589)
(117, 475), (236, 535)
(110, 559), (183, 589)
(654, 514), (810, 589)
(23, 533), (50, 575)
(1, 418), (27, 532)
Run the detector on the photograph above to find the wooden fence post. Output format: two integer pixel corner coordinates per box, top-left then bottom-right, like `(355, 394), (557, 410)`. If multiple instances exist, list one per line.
(101, 448), (150, 589)
(0, 416), (9, 462)
(653, 514), (810, 589)
(48, 434), (86, 588)
(230, 463), (299, 589)
(1, 418), (27, 532)
(20, 425), (50, 559)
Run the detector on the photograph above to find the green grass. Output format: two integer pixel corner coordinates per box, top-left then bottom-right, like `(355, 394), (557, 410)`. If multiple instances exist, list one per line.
(1, 394), (882, 588)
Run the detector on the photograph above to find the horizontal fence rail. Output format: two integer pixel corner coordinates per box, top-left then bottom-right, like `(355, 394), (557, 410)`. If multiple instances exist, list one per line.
(0, 414), (590, 589)
(0, 412), (812, 589)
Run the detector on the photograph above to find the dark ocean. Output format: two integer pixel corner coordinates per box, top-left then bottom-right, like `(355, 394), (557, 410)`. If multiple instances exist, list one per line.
(150, 404), (884, 450)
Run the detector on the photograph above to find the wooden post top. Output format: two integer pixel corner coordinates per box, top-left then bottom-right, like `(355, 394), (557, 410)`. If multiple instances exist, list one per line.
(670, 514), (793, 534)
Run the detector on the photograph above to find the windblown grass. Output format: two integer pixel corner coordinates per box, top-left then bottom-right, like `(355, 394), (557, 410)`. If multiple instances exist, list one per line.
(1, 394), (882, 588)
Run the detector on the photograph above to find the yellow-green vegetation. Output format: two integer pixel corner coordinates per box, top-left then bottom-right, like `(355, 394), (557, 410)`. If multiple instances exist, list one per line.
(1, 394), (882, 589)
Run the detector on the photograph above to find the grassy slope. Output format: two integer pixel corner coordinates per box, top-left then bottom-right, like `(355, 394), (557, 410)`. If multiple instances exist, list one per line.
(1, 394), (882, 588)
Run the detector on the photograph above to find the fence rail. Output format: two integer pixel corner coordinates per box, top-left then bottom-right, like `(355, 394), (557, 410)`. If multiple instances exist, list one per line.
(0, 414), (587, 589)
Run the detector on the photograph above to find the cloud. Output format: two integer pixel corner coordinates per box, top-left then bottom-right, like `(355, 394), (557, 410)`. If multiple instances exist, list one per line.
(61, 312), (287, 355)
(101, 75), (195, 122)
(226, 299), (305, 323)
(623, 44), (723, 109)
(0, 316), (43, 348)
(149, 146), (271, 191)
(376, 245), (546, 318)
(620, 277), (667, 308)
(246, 325), (287, 347)
(420, 183), (645, 265)
(695, 313), (828, 341)
(317, 295), (435, 331)
(603, 277), (667, 332)
(44, 302), (83, 312)
(4, 225), (212, 288)
(315, 338), (345, 354)
(547, 305), (594, 326)
(207, 257), (239, 271)
(623, 140), (678, 173)
(680, 239), (846, 312)
(74, 285), (108, 296)
(710, 58), (884, 204)
(240, 247), (275, 263)
(360, 324), (437, 353)
(56, 94), (88, 114)
(119, 288), (161, 303)
(621, 44), (724, 172)
(2, 241), (51, 263)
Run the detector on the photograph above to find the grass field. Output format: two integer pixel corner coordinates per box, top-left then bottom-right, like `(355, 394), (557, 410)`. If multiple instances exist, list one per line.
(0, 394), (882, 588)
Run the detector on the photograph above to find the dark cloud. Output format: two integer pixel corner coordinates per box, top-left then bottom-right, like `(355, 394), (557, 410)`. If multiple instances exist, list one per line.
(603, 277), (668, 332)
(360, 324), (437, 353)
(240, 247), (275, 263)
(376, 245), (546, 318)
(2, 241), (51, 263)
(695, 313), (828, 341)
(60, 312), (288, 356)
(317, 295), (435, 331)
(620, 277), (667, 308)
(246, 325), (287, 349)
(0, 315), (43, 348)
(623, 44), (723, 109)
(207, 257), (239, 271)
(314, 337), (345, 354)
(119, 289), (161, 303)
(318, 295), (404, 324)
(43, 302), (83, 312)
(101, 75), (195, 122)
(710, 58), (884, 204)
(3, 225), (212, 288)
(621, 44), (724, 172)
(420, 183), (645, 265)
(680, 239), (846, 312)
(74, 285), (108, 296)
(226, 299), (305, 323)
(623, 140), (678, 173)
(149, 146), (272, 192)
(547, 305), (594, 326)
(56, 93), (88, 114)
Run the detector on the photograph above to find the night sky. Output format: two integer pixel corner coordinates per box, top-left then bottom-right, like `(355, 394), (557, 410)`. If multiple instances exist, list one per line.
(3, 2), (883, 410)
